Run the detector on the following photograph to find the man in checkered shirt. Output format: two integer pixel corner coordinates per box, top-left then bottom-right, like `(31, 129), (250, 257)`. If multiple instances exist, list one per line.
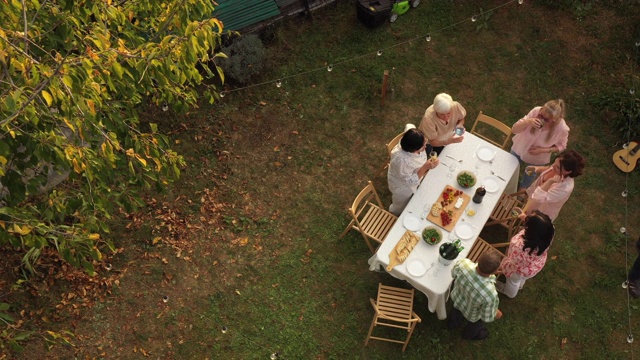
(448, 250), (503, 340)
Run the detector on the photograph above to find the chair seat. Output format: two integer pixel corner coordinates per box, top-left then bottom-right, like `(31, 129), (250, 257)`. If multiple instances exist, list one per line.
(467, 237), (508, 263)
(359, 204), (398, 243)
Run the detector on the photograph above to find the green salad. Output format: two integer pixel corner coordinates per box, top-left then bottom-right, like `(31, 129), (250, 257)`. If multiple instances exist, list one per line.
(422, 228), (442, 245)
(457, 172), (476, 188)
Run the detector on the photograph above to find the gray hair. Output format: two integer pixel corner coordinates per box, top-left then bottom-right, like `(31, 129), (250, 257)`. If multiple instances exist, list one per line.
(433, 93), (453, 113)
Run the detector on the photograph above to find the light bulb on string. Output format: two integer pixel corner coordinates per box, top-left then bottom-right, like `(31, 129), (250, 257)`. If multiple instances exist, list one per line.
(270, 352), (279, 359)
(518, 0), (524, 4)
(426, 34), (431, 42)
(221, 326), (228, 334)
(162, 295), (169, 303)
(327, 64), (333, 72)
(636, 41), (640, 47)
(104, 263), (112, 271)
(219, 91), (226, 98)
(628, 334), (634, 343)
(630, 89), (636, 95)
(623, 142), (629, 149)
(162, 103), (169, 112)
(620, 227), (627, 234)
(622, 190), (628, 197)
(377, 49), (383, 56)
(471, 15), (478, 22)
(276, 79), (282, 88)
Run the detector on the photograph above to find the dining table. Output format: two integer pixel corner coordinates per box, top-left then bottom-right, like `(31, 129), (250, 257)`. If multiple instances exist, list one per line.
(367, 133), (520, 320)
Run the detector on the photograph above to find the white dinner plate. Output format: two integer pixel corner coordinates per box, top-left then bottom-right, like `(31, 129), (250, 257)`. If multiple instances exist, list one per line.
(481, 176), (500, 193)
(477, 146), (496, 161)
(403, 215), (421, 231)
(455, 223), (474, 240)
(407, 260), (427, 276)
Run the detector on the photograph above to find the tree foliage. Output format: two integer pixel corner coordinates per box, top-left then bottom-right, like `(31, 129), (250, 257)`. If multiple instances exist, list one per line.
(0, 0), (225, 273)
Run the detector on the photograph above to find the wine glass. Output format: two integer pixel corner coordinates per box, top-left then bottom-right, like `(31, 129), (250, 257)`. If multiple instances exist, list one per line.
(447, 162), (457, 177)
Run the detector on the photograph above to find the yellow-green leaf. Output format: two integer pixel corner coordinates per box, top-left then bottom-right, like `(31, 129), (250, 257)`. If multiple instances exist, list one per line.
(42, 90), (53, 106)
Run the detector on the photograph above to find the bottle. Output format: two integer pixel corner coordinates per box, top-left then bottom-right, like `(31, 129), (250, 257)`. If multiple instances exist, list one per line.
(472, 186), (486, 204)
(439, 242), (459, 260)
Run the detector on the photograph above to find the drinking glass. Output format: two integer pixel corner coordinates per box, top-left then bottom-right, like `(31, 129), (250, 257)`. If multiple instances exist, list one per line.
(447, 162), (457, 177)
(455, 126), (465, 136)
(429, 151), (438, 161)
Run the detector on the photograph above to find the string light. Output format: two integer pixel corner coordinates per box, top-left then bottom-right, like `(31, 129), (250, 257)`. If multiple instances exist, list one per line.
(221, 326), (228, 334)
(426, 34), (431, 42)
(270, 352), (279, 359)
(620, 227), (627, 234)
(630, 88), (636, 95)
(622, 190), (628, 197)
(276, 79), (282, 88)
(377, 49), (383, 56)
(162, 103), (169, 112)
(471, 15), (478, 22)
(628, 334), (634, 344)
(219, 91), (226, 98)
(104, 263), (112, 271)
(636, 41), (640, 47)
(518, 0), (524, 4)
(162, 295), (169, 303)
(327, 64), (333, 72)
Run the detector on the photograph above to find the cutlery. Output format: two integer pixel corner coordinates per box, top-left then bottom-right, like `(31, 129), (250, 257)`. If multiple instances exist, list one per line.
(490, 170), (507, 181)
(446, 155), (462, 163)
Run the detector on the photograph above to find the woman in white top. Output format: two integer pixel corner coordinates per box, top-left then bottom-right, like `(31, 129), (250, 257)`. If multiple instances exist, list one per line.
(387, 128), (439, 215)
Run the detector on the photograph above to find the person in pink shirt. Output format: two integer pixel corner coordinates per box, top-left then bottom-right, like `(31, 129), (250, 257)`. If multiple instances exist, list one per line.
(522, 150), (585, 222)
(510, 99), (570, 190)
(496, 210), (555, 298)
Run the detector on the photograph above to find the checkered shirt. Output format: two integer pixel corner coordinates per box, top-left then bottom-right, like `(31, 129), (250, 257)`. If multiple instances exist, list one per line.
(450, 258), (499, 323)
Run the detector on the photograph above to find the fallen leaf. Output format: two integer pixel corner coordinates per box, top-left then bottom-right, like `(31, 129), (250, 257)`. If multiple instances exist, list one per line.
(561, 337), (567, 349)
(235, 290), (241, 295)
(259, 101), (267, 106)
(152, 237), (162, 245)
(551, 256), (557, 260)
(274, 162), (283, 167)
(273, 145), (280, 152)
(292, 130), (299, 135)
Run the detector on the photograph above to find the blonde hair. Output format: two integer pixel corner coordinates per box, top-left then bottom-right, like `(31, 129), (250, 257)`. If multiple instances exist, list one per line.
(433, 93), (453, 114)
(529, 99), (566, 141)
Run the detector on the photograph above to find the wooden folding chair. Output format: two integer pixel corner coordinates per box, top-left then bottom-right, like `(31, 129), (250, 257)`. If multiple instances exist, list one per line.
(379, 131), (405, 175)
(466, 237), (509, 263)
(484, 190), (527, 241)
(470, 111), (512, 149)
(339, 181), (398, 253)
(365, 284), (421, 352)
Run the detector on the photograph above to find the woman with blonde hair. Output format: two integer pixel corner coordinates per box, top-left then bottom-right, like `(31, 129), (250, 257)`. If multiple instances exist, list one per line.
(510, 99), (570, 190)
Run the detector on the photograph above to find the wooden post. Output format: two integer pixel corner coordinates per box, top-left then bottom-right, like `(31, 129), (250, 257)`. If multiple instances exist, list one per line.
(381, 70), (389, 106)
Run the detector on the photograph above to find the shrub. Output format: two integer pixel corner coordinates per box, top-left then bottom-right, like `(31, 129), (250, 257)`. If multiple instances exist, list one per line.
(592, 88), (640, 140)
(219, 34), (266, 85)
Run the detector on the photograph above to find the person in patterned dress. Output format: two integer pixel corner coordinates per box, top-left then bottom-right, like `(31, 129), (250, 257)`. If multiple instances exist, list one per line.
(496, 210), (555, 298)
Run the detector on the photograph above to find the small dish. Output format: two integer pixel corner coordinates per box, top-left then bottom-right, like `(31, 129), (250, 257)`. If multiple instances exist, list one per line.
(481, 176), (500, 193)
(477, 146), (496, 161)
(403, 215), (421, 231)
(407, 259), (427, 276)
(455, 223), (474, 240)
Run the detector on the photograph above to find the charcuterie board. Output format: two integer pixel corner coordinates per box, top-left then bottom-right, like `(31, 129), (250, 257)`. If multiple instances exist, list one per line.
(427, 185), (471, 231)
(386, 231), (420, 272)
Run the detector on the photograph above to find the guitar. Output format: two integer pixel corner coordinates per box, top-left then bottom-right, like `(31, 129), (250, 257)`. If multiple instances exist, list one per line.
(613, 141), (640, 172)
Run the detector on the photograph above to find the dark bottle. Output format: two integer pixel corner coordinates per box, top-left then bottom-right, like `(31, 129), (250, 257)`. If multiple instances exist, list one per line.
(472, 186), (486, 204)
(439, 241), (460, 260)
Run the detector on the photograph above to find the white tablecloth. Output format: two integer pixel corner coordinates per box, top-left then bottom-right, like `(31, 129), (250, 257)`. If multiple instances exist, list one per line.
(368, 133), (520, 319)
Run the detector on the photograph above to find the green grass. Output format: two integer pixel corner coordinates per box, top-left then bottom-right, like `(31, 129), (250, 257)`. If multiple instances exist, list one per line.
(6, 0), (640, 359)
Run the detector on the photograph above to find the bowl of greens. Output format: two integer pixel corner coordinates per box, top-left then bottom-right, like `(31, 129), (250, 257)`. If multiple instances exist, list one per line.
(422, 226), (443, 245)
(456, 170), (477, 188)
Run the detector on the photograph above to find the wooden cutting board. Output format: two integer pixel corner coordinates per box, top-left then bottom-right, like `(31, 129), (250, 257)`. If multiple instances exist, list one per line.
(387, 231), (420, 272)
(427, 185), (471, 232)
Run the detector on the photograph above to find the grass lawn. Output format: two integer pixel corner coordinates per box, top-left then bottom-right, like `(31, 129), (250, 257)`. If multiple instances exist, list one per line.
(4, 0), (640, 359)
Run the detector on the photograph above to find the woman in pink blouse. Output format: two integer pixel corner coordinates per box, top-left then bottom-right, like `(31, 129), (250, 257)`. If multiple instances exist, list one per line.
(523, 150), (585, 222)
(496, 210), (555, 298)
(510, 99), (570, 191)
